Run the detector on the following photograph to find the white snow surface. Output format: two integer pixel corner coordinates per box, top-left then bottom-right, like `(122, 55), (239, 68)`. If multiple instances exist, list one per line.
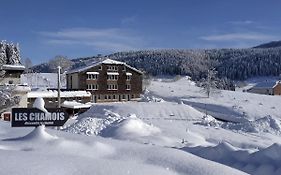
(32, 97), (48, 113)
(61, 100), (91, 109)
(0, 122), (246, 175)
(3, 76), (281, 174)
(28, 90), (91, 98)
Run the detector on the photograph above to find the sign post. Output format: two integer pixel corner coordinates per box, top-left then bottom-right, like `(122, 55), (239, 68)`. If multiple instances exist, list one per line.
(11, 108), (69, 127)
(57, 66), (61, 108)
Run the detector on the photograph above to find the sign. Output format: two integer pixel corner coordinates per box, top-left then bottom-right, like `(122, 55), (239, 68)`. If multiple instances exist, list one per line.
(11, 108), (69, 127)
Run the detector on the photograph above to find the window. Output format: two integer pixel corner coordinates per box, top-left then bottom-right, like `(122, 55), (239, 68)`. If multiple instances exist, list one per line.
(113, 95), (116, 99)
(107, 75), (118, 80)
(87, 74), (98, 80)
(132, 94), (134, 98)
(87, 84), (98, 90)
(105, 95), (108, 100)
(126, 73), (132, 81)
(107, 84), (118, 90)
(87, 84), (92, 90)
(99, 66), (102, 70)
(122, 95), (126, 99)
(122, 66), (126, 71)
(126, 84), (131, 90)
(107, 66), (118, 71)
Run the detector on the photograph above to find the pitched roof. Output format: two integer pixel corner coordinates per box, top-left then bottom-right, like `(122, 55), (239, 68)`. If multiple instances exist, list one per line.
(61, 101), (91, 109)
(253, 81), (280, 89)
(1, 64), (25, 71)
(28, 90), (91, 98)
(66, 58), (143, 74)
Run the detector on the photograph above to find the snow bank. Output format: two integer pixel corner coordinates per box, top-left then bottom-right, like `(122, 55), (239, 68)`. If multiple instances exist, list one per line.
(0, 121), (247, 175)
(141, 89), (165, 102)
(20, 125), (57, 141)
(4, 125), (57, 142)
(183, 141), (281, 175)
(101, 114), (161, 139)
(223, 115), (281, 135)
(196, 115), (221, 127)
(63, 107), (125, 136)
(196, 115), (281, 135)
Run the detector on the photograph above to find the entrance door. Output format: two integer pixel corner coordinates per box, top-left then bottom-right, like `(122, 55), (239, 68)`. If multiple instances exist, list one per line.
(92, 95), (97, 103)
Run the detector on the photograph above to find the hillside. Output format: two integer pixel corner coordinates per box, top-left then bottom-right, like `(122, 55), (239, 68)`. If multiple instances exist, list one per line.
(254, 40), (281, 49)
(31, 47), (281, 82)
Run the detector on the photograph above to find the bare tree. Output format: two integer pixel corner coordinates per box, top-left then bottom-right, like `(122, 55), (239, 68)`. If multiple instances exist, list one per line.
(48, 55), (73, 73)
(142, 72), (152, 91)
(23, 57), (33, 73)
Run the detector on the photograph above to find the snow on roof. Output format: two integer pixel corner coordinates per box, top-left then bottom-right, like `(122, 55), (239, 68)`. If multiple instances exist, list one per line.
(107, 72), (119, 75)
(1, 64), (25, 70)
(253, 81), (280, 89)
(66, 58), (143, 74)
(102, 59), (124, 64)
(28, 90), (91, 98)
(61, 101), (91, 109)
(13, 85), (31, 93)
(86, 72), (99, 75)
(66, 61), (101, 74)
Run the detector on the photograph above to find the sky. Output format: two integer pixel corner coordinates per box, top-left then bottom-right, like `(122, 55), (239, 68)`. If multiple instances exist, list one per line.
(1, 0), (281, 64)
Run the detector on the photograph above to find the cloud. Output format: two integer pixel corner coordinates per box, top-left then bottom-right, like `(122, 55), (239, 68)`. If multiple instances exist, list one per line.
(199, 33), (276, 41)
(228, 20), (255, 25)
(39, 28), (144, 52)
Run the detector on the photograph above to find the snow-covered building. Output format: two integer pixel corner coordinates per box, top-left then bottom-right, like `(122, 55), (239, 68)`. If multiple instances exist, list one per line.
(66, 59), (143, 103)
(247, 81), (281, 95)
(27, 90), (91, 108)
(0, 64), (25, 85)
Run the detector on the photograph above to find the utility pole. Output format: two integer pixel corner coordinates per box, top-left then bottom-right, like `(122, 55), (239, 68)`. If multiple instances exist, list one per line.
(57, 66), (61, 108)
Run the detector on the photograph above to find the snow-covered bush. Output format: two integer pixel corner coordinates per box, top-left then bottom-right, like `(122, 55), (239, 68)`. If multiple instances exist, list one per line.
(0, 86), (20, 113)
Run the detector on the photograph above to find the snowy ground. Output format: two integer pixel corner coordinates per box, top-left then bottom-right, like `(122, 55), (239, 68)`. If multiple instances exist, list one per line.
(2, 76), (281, 174)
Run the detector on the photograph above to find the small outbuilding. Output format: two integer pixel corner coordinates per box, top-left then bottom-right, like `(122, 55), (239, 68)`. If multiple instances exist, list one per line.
(0, 64), (25, 85)
(27, 90), (91, 108)
(247, 81), (281, 95)
(61, 101), (91, 116)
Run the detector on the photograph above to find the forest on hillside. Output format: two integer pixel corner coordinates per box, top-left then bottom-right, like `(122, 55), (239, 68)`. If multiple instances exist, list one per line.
(108, 48), (281, 81)
(32, 47), (281, 85)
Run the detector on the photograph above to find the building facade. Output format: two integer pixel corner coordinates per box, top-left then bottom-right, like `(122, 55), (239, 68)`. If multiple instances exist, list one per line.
(66, 59), (143, 102)
(247, 81), (281, 95)
(0, 64), (25, 85)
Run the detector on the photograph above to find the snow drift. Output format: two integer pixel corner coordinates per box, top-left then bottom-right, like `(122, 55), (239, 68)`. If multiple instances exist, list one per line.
(3, 125), (57, 142)
(101, 114), (161, 139)
(183, 142), (281, 175)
